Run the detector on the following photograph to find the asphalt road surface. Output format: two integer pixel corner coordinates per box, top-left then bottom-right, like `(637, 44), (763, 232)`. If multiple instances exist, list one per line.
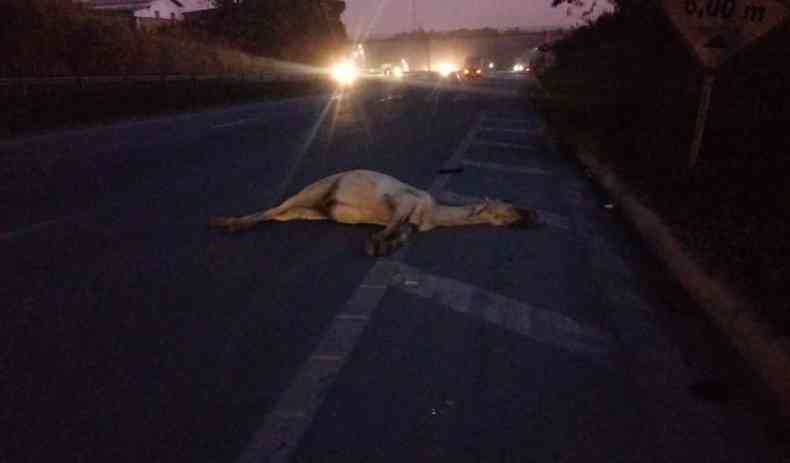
(1, 75), (787, 463)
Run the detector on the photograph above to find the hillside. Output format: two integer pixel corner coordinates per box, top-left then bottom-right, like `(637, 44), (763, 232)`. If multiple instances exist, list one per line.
(0, 0), (348, 77)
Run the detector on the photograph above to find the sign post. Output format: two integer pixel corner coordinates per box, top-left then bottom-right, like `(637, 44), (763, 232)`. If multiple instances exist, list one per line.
(661, 0), (789, 167)
(688, 72), (716, 168)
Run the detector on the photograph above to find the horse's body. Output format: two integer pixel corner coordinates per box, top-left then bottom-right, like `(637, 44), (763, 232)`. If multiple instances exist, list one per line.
(210, 170), (538, 256)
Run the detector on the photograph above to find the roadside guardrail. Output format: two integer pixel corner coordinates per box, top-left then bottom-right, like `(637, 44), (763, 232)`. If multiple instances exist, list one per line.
(0, 72), (322, 87)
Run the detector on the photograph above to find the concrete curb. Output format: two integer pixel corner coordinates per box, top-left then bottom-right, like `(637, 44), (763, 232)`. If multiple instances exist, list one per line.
(576, 150), (790, 416)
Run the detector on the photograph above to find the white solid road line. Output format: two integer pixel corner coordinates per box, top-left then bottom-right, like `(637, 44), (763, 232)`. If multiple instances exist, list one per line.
(235, 114), (487, 463)
(235, 260), (397, 463)
(212, 117), (260, 129)
(0, 211), (92, 241)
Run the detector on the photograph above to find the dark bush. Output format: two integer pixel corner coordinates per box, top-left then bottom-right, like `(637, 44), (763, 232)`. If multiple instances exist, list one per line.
(539, 0), (790, 333)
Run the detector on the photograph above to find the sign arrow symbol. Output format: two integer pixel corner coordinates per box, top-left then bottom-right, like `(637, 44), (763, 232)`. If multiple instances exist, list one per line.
(704, 34), (729, 49)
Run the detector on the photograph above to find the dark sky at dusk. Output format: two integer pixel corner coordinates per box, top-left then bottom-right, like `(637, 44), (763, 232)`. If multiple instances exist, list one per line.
(342, 0), (605, 39)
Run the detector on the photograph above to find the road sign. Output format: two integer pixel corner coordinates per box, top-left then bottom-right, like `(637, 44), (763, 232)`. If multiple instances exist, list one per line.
(663, 0), (789, 68)
(662, 0), (788, 167)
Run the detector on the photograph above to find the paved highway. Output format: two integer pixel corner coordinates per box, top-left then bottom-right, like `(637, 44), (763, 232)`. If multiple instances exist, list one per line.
(1, 75), (786, 462)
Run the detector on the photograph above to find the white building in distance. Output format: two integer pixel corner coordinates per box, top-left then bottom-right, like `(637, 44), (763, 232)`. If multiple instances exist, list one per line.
(76, 0), (215, 24)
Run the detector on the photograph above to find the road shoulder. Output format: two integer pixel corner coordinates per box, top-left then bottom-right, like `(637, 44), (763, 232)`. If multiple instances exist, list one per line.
(571, 145), (790, 416)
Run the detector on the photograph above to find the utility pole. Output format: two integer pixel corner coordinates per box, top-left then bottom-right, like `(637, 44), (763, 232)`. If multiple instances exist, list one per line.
(411, 0), (431, 71)
(412, 0), (418, 32)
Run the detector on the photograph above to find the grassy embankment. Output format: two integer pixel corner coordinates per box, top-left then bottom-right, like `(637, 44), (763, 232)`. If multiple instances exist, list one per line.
(0, 0), (338, 137)
(530, 6), (790, 336)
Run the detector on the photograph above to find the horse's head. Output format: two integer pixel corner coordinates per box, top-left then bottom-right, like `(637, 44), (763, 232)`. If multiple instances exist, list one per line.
(471, 199), (539, 228)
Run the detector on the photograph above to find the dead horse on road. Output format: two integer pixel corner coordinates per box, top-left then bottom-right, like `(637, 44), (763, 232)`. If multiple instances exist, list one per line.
(209, 169), (539, 256)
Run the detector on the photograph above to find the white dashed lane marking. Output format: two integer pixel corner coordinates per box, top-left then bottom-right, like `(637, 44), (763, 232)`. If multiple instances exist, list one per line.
(235, 111), (587, 463)
(481, 116), (537, 125)
(1, 219), (59, 241)
(426, 114), (486, 196)
(377, 94), (405, 103)
(479, 126), (543, 135)
(472, 140), (536, 151)
(460, 159), (548, 176)
(394, 263), (614, 358)
(237, 257), (614, 462)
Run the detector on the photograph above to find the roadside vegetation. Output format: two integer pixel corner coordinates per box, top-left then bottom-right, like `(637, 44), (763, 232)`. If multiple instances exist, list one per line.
(386, 26), (559, 40)
(532, 0), (790, 334)
(0, 0), (347, 136)
(0, 0), (346, 77)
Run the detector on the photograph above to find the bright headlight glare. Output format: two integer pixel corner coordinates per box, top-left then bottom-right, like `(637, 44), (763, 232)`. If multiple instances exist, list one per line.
(331, 61), (359, 86)
(438, 62), (457, 78)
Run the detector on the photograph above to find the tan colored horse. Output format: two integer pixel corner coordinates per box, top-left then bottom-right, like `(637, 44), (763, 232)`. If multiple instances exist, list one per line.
(210, 170), (538, 256)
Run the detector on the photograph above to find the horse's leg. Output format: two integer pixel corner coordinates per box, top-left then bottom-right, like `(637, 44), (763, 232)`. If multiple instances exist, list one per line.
(209, 175), (340, 232)
(365, 195), (418, 257)
(365, 222), (417, 257)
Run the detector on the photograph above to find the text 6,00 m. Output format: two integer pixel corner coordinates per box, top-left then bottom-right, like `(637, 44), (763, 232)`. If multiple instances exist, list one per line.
(685, 0), (767, 22)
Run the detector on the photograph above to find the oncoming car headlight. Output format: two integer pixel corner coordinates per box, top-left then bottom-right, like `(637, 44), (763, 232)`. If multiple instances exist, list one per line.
(438, 62), (458, 78)
(331, 60), (359, 86)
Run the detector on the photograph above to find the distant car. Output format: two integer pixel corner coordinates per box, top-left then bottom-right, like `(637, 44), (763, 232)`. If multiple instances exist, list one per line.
(512, 63), (530, 73)
(461, 67), (483, 80)
(381, 64), (405, 79)
(462, 56), (486, 80)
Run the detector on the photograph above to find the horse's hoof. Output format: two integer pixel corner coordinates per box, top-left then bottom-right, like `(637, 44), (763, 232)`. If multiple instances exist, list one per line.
(365, 236), (397, 257)
(365, 239), (378, 257)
